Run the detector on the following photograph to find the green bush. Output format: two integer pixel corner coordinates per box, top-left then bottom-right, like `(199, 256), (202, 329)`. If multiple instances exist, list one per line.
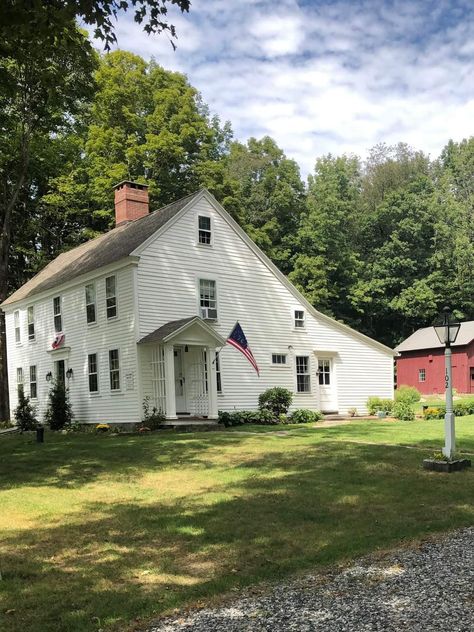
(258, 387), (293, 416)
(395, 385), (421, 405)
(380, 398), (394, 413)
(367, 396), (382, 415)
(288, 409), (323, 424)
(218, 409), (279, 426)
(14, 390), (38, 431)
(44, 382), (73, 430)
(140, 397), (165, 430)
(393, 401), (415, 421)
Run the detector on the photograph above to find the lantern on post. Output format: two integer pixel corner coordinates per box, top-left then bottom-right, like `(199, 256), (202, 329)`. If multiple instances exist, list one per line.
(433, 307), (461, 460)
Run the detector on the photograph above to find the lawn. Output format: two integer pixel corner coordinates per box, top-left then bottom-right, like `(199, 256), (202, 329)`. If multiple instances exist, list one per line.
(0, 419), (473, 632)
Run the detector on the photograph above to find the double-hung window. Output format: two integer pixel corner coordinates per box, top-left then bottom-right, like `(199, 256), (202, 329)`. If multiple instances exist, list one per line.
(198, 216), (212, 244)
(85, 284), (97, 324)
(294, 310), (305, 328)
(17, 367), (24, 397)
(418, 368), (426, 383)
(29, 366), (37, 399)
(27, 306), (35, 341)
(53, 296), (62, 332)
(296, 356), (311, 393)
(199, 279), (217, 320)
(88, 353), (99, 393)
(14, 310), (21, 343)
(109, 349), (120, 391)
(318, 359), (331, 385)
(106, 276), (117, 319)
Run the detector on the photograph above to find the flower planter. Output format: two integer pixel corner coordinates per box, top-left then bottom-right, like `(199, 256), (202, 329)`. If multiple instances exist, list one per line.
(423, 458), (471, 473)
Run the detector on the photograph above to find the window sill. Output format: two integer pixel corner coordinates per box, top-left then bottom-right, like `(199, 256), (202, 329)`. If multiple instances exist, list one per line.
(87, 322), (99, 328)
(107, 316), (119, 323)
(293, 327), (306, 332)
(89, 393), (101, 398)
(110, 390), (124, 396)
(196, 242), (213, 248)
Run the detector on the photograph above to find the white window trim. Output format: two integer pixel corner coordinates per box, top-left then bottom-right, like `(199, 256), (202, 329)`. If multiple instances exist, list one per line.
(294, 308), (306, 330)
(196, 213), (213, 247)
(105, 275), (119, 321)
(27, 306), (35, 342)
(16, 367), (24, 396)
(196, 276), (219, 322)
(108, 348), (121, 393)
(295, 355), (311, 394)
(271, 353), (288, 366)
(29, 365), (38, 399)
(215, 351), (223, 395)
(85, 283), (97, 326)
(418, 368), (426, 383)
(88, 352), (100, 395)
(53, 296), (63, 333)
(14, 310), (21, 345)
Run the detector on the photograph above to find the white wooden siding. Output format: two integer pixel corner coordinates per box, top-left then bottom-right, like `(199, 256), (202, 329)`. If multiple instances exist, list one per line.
(136, 197), (393, 414)
(4, 265), (140, 424)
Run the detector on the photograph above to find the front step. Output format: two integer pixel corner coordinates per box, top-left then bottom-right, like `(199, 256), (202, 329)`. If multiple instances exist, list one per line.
(161, 418), (220, 432)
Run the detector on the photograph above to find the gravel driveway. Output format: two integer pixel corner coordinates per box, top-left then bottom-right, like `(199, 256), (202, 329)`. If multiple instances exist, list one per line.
(148, 527), (474, 632)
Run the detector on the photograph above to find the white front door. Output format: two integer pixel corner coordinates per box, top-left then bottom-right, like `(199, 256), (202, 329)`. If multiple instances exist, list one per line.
(174, 346), (187, 413)
(318, 358), (338, 412)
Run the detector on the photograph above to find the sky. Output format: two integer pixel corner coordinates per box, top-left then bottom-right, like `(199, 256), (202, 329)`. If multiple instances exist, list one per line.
(88, 0), (474, 177)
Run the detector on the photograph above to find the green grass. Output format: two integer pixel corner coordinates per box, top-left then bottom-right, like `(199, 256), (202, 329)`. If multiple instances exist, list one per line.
(0, 419), (473, 632)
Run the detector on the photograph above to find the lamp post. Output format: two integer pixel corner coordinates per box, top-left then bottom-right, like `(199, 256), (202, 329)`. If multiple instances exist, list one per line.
(433, 307), (461, 460)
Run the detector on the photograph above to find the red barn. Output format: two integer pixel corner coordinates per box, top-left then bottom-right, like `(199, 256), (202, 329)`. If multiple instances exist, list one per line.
(395, 322), (474, 395)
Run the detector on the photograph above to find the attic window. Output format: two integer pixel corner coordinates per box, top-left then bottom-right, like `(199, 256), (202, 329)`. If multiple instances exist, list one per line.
(198, 216), (211, 245)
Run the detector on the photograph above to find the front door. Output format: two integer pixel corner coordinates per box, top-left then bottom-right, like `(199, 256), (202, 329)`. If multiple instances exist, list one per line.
(55, 359), (66, 386)
(174, 347), (187, 413)
(318, 358), (338, 412)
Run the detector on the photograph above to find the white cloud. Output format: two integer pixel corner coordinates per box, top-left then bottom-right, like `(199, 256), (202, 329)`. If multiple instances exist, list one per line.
(86, 0), (474, 177)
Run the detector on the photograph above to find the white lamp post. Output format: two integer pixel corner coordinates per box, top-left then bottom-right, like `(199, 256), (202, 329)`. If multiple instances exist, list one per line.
(433, 307), (461, 460)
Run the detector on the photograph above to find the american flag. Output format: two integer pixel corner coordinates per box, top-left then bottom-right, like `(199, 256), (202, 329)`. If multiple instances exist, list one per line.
(227, 322), (260, 375)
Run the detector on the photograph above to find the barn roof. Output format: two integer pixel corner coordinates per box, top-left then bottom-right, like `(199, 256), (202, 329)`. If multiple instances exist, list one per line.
(395, 321), (474, 353)
(1, 190), (202, 307)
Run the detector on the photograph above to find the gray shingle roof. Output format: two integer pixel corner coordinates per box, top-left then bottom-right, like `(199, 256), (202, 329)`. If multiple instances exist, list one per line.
(2, 190), (202, 307)
(138, 317), (197, 344)
(395, 321), (474, 352)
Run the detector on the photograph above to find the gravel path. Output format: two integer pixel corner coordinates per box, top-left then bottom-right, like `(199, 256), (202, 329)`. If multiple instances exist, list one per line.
(148, 527), (474, 632)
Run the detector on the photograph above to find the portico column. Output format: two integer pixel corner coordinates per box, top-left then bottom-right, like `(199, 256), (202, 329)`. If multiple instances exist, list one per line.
(164, 343), (177, 419)
(206, 346), (218, 419)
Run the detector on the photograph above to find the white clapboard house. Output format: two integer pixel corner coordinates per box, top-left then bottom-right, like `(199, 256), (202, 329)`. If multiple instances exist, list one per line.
(2, 182), (395, 424)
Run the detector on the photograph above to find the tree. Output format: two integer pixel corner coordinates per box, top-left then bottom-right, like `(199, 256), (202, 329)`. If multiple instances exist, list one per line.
(44, 382), (74, 430)
(14, 389), (38, 431)
(0, 26), (97, 420)
(220, 137), (305, 273)
(290, 155), (362, 322)
(0, 1), (191, 53)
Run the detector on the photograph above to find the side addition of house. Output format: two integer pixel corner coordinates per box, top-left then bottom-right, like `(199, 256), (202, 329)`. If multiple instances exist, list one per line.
(2, 182), (395, 424)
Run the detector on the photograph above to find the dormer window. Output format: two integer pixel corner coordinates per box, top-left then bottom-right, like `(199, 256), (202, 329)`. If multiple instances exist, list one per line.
(294, 309), (305, 329)
(198, 216), (211, 245)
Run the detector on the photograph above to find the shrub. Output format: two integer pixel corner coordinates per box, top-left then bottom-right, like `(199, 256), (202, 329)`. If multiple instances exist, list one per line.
(367, 396), (382, 415)
(141, 397), (165, 430)
(348, 407), (357, 417)
(288, 409), (323, 424)
(393, 401), (415, 421)
(44, 382), (73, 430)
(14, 390), (38, 431)
(395, 385), (421, 405)
(218, 409), (279, 426)
(380, 398), (394, 413)
(258, 387), (293, 416)
(424, 407), (444, 420)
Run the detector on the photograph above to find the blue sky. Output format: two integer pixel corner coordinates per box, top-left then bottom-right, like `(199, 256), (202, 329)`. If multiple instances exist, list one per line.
(87, 0), (474, 176)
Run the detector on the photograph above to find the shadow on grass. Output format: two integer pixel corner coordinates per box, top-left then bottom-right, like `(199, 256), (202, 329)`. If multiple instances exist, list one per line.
(1, 440), (472, 632)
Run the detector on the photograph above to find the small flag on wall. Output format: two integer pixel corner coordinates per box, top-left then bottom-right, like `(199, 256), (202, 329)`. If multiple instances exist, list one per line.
(227, 322), (260, 375)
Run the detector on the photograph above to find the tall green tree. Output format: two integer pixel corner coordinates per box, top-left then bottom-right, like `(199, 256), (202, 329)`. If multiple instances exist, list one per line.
(290, 155), (362, 322)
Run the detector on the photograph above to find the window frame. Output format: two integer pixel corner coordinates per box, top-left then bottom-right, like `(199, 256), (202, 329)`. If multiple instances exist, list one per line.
(294, 309), (305, 329)
(29, 365), (37, 399)
(88, 353), (99, 394)
(27, 306), (35, 341)
(318, 359), (331, 385)
(198, 214), (212, 246)
(16, 367), (24, 397)
(215, 352), (222, 394)
(85, 283), (97, 325)
(53, 296), (62, 333)
(109, 349), (121, 391)
(295, 355), (311, 393)
(199, 278), (218, 320)
(271, 353), (287, 366)
(105, 276), (118, 320)
(14, 310), (21, 344)
(418, 368), (426, 383)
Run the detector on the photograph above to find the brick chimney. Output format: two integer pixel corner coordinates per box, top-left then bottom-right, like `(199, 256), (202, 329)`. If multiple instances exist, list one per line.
(114, 181), (149, 226)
